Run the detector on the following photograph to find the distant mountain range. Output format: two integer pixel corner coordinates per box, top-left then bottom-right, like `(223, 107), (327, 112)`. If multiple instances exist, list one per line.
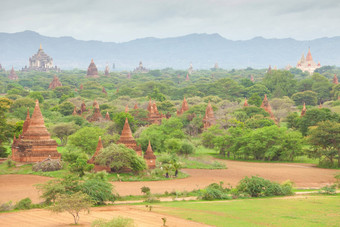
(0, 30), (339, 70)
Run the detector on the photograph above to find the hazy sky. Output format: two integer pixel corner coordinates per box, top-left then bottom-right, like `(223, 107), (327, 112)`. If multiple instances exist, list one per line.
(1, 0), (340, 42)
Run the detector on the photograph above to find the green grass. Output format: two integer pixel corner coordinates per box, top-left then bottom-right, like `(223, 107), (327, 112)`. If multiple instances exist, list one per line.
(0, 163), (68, 178)
(157, 194), (340, 227)
(106, 171), (188, 182)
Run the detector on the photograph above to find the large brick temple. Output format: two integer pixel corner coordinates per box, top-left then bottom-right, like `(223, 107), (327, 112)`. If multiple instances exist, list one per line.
(12, 100), (60, 162)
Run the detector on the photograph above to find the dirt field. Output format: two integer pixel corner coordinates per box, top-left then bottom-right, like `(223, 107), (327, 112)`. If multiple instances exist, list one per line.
(0, 160), (338, 203)
(0, 205), (211, 227)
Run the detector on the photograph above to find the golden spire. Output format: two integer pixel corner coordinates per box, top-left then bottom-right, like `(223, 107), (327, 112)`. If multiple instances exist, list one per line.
(39, 44), (42, 49)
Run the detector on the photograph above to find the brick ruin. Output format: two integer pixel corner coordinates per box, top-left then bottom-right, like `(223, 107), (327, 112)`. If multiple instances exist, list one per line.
(202, 101), (216, 129)
(88, 136), (110, 172)
(8, 67), (18, 80)
(117, 118), (142, 156)
(333, 74), (339, 84)
(177, 97), (189, 116)
(104, 64), (110, 76)
(244, 98), (249, 107)
(147, 99), (163, 125)
(87, 100), (104, 122)
(86, 59), (99, 78)
(260, 94), (277, 122)
(301, 103), (307, 117)
(144, 140), (156, 169)
(48, 75), (62, 89)
(12, 100), (60, 162)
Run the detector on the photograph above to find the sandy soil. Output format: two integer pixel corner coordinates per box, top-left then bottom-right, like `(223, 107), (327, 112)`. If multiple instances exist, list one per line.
(0, 160), (337, 203)
(0, 205), (211, 227)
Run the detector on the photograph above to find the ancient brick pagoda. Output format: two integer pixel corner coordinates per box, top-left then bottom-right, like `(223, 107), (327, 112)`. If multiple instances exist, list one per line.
(125, 105), (129, 113)
(105, 112), (111, 121)
(250, 75), (255, 82)
(202, 101), (216, 129)
(333, 74), (339, 84)
(87, 100), (104, 122)
(8, 67), (18, 80)
(88, 136), (110, 172)
(185, 73), (190, 81)
(72, 107), (78, 116)
(301, 103), (307, 117)
(102, 87), (107, 95)
(144, 140), (156, 169)
(244, 98), (249, 107)
(261, 95), (276, 122)
(177, 97), (189, 116)
(147, 99), (163, 125)
(12, 100), (60, 162)
(134, 103), (139, 109)
(48, 75), (62, 89)
(81, 101), (87, 113)
(117, 118), (142, 156)
(104, 64), (110, 76)
(80, 84), (84, 90)
(87, 59), (99, 78)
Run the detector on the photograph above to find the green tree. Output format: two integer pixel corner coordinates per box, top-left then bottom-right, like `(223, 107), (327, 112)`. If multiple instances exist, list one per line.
(69, 158), (94, 177)
(29, 91), (44, 104)
(58, 101), (75, 116)
(0, 98), (12, 157)
(308, 121), (340, 167)
(51, 123), (79, 146)
(262, 70), (297, 97)
(49, 192), (92, 225)
(291, 90), (318, 106)
(113, 112), (136, 133)
(95, 143), (147, 172)
(246, 84), (270, 98)
(53, 86), (73, 98)
(247, 93), (262, 107)
(68, 127), (104, 155)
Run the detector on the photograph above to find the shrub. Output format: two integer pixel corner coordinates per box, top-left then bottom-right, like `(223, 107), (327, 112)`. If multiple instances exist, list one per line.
(32, 159), (62, 172)
(14, 198), (32, 210)
(0, 201), (14, 211)
(178, 141), (195, 156)
(199, 183), (230, 200)
(3, 158), (16, 167)
(319, 185), (337, 195)
(141, 186), (151, 195)
(81, 179), (116, 205)
(236, 176), (293, 197)
(91, 216), (135, 227)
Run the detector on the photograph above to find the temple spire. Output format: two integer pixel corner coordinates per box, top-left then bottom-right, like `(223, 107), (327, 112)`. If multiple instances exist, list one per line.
(244, 98), (248, 107)
(333, 74), (339, 84)
(144, 140), (156, 169)
(301, 103), (307, 117)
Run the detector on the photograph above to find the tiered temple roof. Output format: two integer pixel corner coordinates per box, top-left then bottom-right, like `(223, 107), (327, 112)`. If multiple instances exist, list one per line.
(147, 99), (163, 125)
(12, 100), (60, 162)
(48, 75), (62, 89)
(177, 97), (189, 116)
(260, 95), (276, 122)
(297, 48), (321, 74)
(202, 101), (216, 129)
(133, 61), (149, 73)
(8, 67), (18, 80)
(26, 44), (58, 72)
(301, 103), (307, 117)
(117, 118), (142, 156)
(333, 74), (339, 84)
(144, 140), (156, 169)
(87, 59), (99, 78)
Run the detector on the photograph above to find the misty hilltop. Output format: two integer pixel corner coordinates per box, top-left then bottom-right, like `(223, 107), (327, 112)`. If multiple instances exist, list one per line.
(0, 30), (339, 70)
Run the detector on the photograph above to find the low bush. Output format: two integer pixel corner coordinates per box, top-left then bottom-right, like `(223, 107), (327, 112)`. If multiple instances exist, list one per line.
(319, 185), (337, 195)
(199, 182), (231, 200)
(92, 216), (135, 227)
(236, 176), (294, 197)
(32, 159), (62, 172)
(14, 198), (32, 210)
(3, 158), (16, 168)
(0, 201), (14, 211)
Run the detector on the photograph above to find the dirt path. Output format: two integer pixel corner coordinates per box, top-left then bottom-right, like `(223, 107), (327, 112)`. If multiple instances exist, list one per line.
(0, 205), (211, 227)
(0, 160), (337, 203)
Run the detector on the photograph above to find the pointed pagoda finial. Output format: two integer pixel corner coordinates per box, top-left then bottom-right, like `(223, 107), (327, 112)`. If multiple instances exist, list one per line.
(91, 59), (94, 63)
(301, 103), (307, 117)
(39, 44), (42, 49)
(244, 98), (248, 107)
(125, 104), (129, 113)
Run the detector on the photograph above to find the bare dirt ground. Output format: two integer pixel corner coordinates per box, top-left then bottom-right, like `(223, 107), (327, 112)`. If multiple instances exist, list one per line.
(0, 205), (211, 227)
(0, 160), (337, 204)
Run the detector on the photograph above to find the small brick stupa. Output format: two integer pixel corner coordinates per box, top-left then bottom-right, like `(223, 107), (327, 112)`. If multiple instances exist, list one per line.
(102, 87), (107, 95)
(72, 107), (78, 116)
(8, 67), (18, 80)
(261, 95), (276, 122)
(88, 136), (110, 172)
(333, 74), (339, 85)
(104, 64), (110, 76)
(81, 101), (87, 113)
(86, 59), (99, 78)
(185, 73), (190, 81)
(87, 100), (103, 122)
(105, 112), (111, 121)
(125, 105), (129, 113)
(48, 75), (62, 89)
(250, 75), (255, 82)
(301, 103), (307, 117)
(244, 98), (249, 107)
(117, 118), (142, 156)
(12, 100), (60, 162)
(147, 99), (163, 125)
(134, 103), (139, 109)
(177, 97), (189, 116)
(202, 101), (216, 129)
(144, 140), (156, 169)
(80, 84), (83, 90)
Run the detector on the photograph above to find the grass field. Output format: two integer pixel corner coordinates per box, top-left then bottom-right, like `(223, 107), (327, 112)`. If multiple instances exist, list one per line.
(156, 195), (340, 227)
